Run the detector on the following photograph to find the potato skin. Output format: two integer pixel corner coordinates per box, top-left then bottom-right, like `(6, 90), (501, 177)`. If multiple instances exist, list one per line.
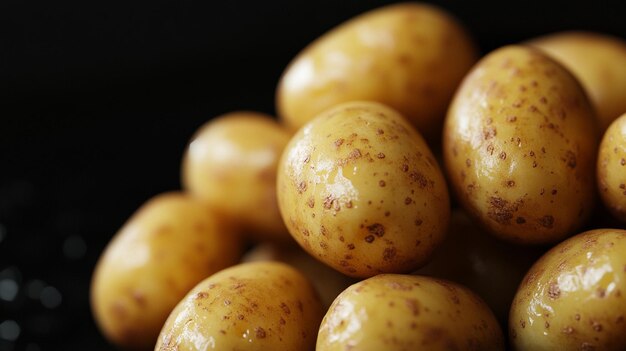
(598, 114), (626, 222)
(509, 229), (626, 350)
(276, 2), (477, 143)
(277, 101), (450, 278)
(529, 31), (626, 131)
(443, 45), (598, 244)
(414, 210), (545, 324)
(91, 193), (242, 350)
(155, 262), (324, 351)
(317, 274), (504, 351)
(242, 243), (357, 309)
(182, 112), (292, 242)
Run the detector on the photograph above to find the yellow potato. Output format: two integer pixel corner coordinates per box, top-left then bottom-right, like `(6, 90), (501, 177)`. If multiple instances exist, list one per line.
(443, 45), (598, 244)
(529, 31), (626, 131)
(155, 262), (324, 351)
(317, 274), (504, 351)
(91, 193), (242, 350)
(510, 229), (626, 350)
(182, 112), (292, 242)
(598, 113), (626, 222)
(276, 2), (478, 143)
(242, 242), (357, 309)
(414, 210), (545, 324)
(277, 101), (450, 278)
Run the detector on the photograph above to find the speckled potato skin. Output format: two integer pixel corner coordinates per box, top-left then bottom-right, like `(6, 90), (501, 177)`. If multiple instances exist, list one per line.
(91, 193), (242, 350)
(598, 114), (626, 222)
(443, 45), (598, 245)
(154, 262), (324, 351)
(317, 274), (504, 351)
(414, 210), (545, 324)
(277, 101), (450, 278)
(509, 229), (626, 350)
(276, 2), (478, 142)
(242, 243), (357, 309)
(182, 112), (292, 242)
(529, 31), (626, 131)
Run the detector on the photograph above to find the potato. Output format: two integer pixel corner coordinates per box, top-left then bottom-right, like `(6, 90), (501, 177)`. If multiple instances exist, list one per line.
(414, 210), (545, 324)
(182, 112), (292, 242)
(242, 242), (357, 309)
(155, 262), (324, 351)
(529, 31), (626, 131)
(91, 193), (242, 350)
(317, 274), (504, 351)
(509, 229), (626, 350)
(276, 2), (478, 143)
(277, 101), (450, 278)
(443, 45), (598, 245)
(598, 113), (626, 222)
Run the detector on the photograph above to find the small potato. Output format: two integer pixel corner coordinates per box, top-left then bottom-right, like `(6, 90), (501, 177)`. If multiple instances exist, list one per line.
(242, 243), (357, 309)
(277, 101), (450, 278)
(155, 262), (324, 351)
(182, 112), (292, 242)
(529, 31), (626, 131)
(443, 45), (598, 244)
(276, 2), (478, 143)
(598, 113), (626, 222)
(415, 210), (545, 324)
(91, 193), (242, 350)
(510, 229), (626, 350)
(317, 274), (505, 351)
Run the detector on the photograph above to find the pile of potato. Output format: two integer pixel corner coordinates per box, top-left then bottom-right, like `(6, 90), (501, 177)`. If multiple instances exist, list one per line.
(90, 3), (626, 350)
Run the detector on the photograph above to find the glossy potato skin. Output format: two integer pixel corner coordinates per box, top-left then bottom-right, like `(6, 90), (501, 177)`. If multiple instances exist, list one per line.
(242, 243), (357, 309)
(443, 45), (598, 245)
(415, 210), (545, 324)
(182, 112), (292, 241)
(91, 193), (242, 350)
(155, 262), (324, 351)
(530, 31), (626, 131)
(317, 274), (504, 351)
(276, 2), (478, 142)
(510, 229), (626, 350)
(277, 101), (450, 278)
(598, 114), (626, 222)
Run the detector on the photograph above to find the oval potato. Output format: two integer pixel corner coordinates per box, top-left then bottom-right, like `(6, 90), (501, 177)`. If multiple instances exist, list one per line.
(317, 274), (504, 351)
(91, 193), (242, 350)
(182, 112), (292, 242)
(276, 2), (478, 143)
(277, 101), (450, 278)
(510, 229), (626, 350)
(443, 45), (598, 244)
(155, 262), (324, 351)
(598, 113), (626, 222)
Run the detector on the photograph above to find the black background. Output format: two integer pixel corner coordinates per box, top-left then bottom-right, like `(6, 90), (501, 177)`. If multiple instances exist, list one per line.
(1, 1), (625, 350)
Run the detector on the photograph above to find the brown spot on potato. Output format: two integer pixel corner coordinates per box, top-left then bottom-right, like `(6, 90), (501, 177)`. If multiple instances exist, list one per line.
(409, 171), (429, 188)
(405, 197), (413, 205)
(487, 196), (519, 224)
(538, 215), (554, 228)
(548, 282), (560, 299)
(483, 126), (497, 140)
(506, 180), (515, 187)
(383, 247), (397, 261)
(545, 321), (550, 329)
(499, 151), (507, 160)
(195, 292), (209, 299)
(516, 217), (526, 224)
(575, 314), (581, 321)
(379, 180), (386, 187)
(377, 129), (384, 135)
(581, 342), (595, 351)
(345, 201), (353, 208)
(306, 197), (315, 208)
(402, 164), (409, 172)
(347, 243), (355, 250)
(367, 223), (385, 237)
(297, 181), (307, 194)
(334, 139), (344, 148)
(622, 158), (626, 166)
(238, 314), (245, 320)
(562, 326), (574, 334)
(591, 320), (602, 332)
(280, 302), (291, 315)
(564, 151), (577, 169)
(364, 235), (375, 243)
(415, 219), (423, 226)
(405, 299), (420, 316)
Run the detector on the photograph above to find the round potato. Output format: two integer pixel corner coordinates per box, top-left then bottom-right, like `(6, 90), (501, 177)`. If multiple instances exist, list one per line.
(317, 274), (504, 351)
(510, 229), (626, 350)
(242, 242), (357, 309)
(91, 193), (242, 350)
(443, 45), (598, 244)
(182, 112), (292, 242)
(414, 210), (545, 324)
(598, 113), (626, 222)
(276, 2), (478, 143)
(155, 262), (324, 351)
(529, 31), (626, 131)
(277, 101), (450, 278)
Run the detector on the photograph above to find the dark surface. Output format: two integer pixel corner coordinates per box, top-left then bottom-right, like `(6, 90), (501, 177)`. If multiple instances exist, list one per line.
(1, 1), (625, 350)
